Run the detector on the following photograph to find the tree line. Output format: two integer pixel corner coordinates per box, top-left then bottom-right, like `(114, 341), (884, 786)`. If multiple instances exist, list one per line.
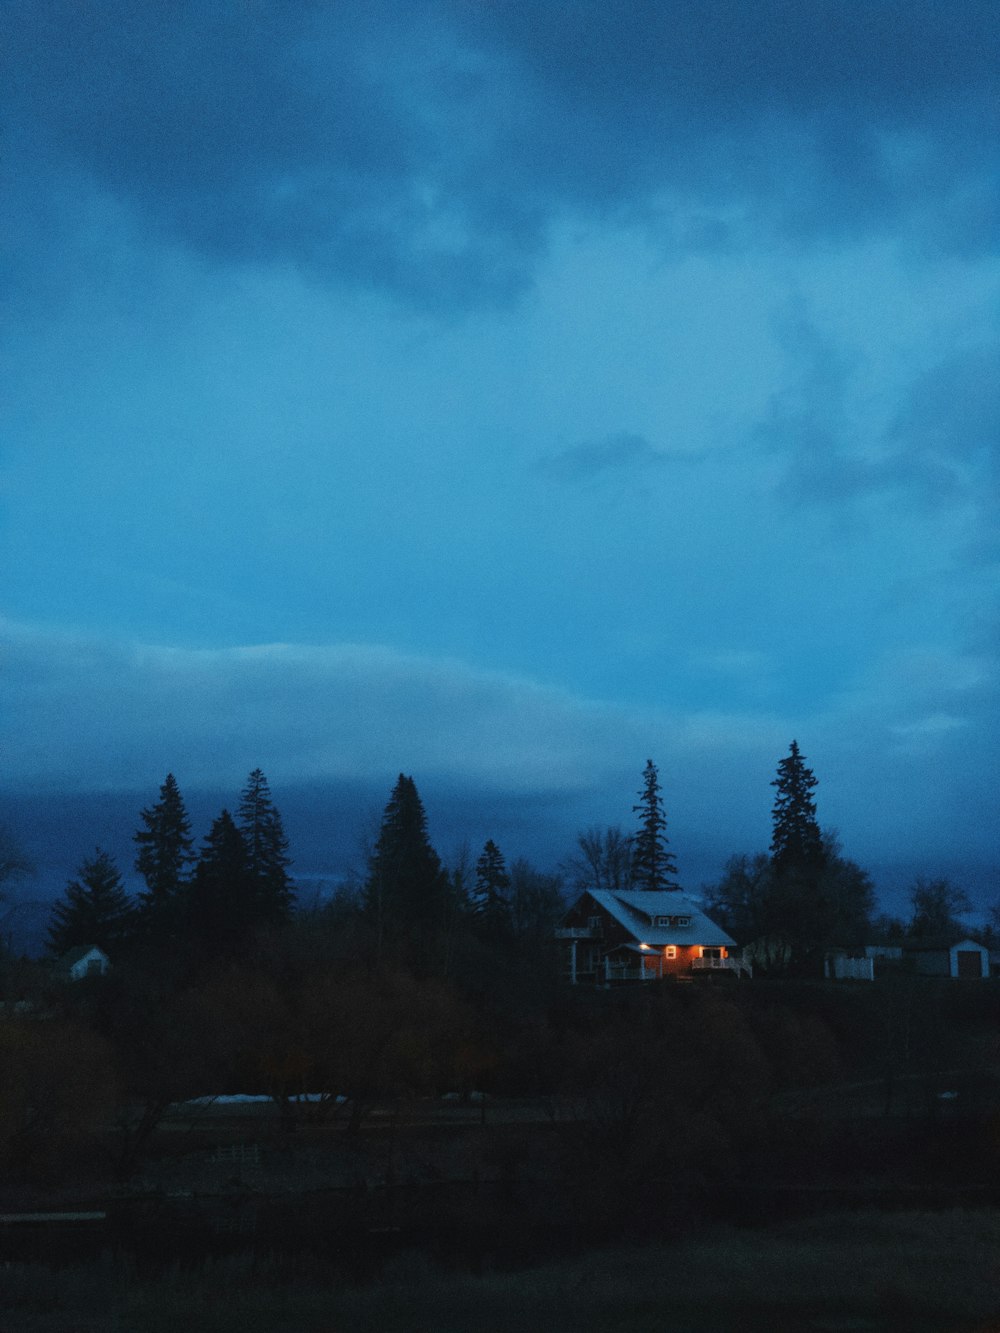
(41, 745), (988, 975)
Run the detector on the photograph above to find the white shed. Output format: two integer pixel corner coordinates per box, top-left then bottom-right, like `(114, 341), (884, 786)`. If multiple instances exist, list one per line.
(57, 945), (110, 981)
(905, 937), (989, 980)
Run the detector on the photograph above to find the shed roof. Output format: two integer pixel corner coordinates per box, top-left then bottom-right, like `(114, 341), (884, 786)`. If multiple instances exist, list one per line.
(58, 944), (109, 967)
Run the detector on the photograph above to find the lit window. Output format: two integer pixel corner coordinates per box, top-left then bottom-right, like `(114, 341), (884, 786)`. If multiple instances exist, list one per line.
(665, 946), (677, 959)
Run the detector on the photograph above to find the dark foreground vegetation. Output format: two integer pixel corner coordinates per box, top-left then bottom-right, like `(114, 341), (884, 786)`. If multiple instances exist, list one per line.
(3, 1210), (999, 1332)
(3, 756), (999, 1329)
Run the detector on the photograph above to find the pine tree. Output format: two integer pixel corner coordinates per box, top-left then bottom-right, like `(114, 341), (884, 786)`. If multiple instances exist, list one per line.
(187, 809), (256, 949)
(134, 773), (194, 934)
(473, 839), (512, 937)
(363, 775), (452, 946)
(769, 741), (825, 875)
(236, 768), (294, 923)
(48, 848), (135, 955)
(631, 759), (679, 891)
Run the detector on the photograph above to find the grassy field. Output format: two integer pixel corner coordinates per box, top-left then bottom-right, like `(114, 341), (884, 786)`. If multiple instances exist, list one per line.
(3, 1209), (999, 1332)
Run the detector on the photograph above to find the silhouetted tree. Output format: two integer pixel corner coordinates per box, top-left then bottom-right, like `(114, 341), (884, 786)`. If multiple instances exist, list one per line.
(473, 839), (512, 938)
(48, 849), (135, 955)
(908, 877), (971, 941)
(134, 773), (194, 936)
(509, 858), (565, 943)
(564, 826), (634, 892)
(703, 852), (775, 944)
(811, 831), (875, 950)
(237, 768), (294, 922)
(363, 775), (453, 955)
(770, 741), (824, 875)
(705, 831), (873, 972)
(631, 760), (679, 891)
(186, 810), (257, 951)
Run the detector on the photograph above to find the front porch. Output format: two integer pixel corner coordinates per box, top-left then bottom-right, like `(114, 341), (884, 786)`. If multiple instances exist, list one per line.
(561, 942), (752, 984)
(691, 955), (753, 980)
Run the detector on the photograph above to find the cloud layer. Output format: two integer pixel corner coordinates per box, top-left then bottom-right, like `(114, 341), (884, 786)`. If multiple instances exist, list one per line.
(6, 2), (998, 310)
(4, 620), (995, 884)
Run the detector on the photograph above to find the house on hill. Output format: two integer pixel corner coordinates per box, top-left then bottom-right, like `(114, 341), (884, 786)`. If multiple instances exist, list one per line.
(556, 890), (749, 983)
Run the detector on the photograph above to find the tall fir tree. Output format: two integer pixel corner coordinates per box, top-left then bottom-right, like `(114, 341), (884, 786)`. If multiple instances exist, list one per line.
(236, 768), (294, 923)
(187, 809), (257, 950)
(134, 773), (194, 934)
(769, 741), (825, 875)
(363, 775), (452, 949)
(473, 839), (512, 938)
(48, 848), (135, 955)
(631, 759), (679, 891)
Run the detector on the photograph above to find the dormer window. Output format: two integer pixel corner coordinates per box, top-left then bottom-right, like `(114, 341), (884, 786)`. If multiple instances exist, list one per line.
(675, 916), (690, 928)
(654, 915), (670, 927)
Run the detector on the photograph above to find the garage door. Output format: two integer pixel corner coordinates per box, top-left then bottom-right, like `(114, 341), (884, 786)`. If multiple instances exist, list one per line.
(956, 950), (982, 979)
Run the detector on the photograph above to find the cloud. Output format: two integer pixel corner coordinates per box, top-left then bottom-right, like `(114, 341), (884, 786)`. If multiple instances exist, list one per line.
(538, 432), (671, 482)
(5, 2), (998, 310)
(4, 620), (996, 879)
(758, 307), (1000, 536)
(2, 619), (647, 794)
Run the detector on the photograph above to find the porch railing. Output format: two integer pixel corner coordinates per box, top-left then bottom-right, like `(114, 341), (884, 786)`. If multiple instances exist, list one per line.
(691, 956), (753, 979)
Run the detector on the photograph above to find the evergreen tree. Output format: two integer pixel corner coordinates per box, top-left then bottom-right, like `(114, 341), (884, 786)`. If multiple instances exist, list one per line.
(48, 848), (134, 955)
(187, 809), (257, 950)
(236, 768), (294, 923)
(631, 759), (679, 891)
(473, 839), (512, 937)
(769, 741), (825, 875)
(134, 773), (194, 934)
(363, 775), (452, 949)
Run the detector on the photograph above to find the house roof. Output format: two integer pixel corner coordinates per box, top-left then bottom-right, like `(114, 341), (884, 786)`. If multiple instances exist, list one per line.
(579, 890), (736, 948)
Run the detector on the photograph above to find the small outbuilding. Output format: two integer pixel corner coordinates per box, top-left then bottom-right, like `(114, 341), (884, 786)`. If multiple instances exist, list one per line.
(903, 937), (990, 980)
(55, 945), (110, 981)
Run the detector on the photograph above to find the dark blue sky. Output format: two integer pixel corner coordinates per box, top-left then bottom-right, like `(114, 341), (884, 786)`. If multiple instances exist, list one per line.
(3, 2), (998, 909)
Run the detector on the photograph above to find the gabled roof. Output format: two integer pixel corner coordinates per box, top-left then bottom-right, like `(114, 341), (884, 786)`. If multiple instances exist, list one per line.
(577, 890), (736, 948)
(59, 944), (109, 967)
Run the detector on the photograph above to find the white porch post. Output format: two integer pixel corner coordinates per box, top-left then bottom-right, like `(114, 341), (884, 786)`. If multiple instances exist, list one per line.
(570, 938), (577, 985)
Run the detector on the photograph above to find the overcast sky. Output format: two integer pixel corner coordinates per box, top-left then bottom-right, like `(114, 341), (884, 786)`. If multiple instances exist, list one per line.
(3, 2), (998, 906)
